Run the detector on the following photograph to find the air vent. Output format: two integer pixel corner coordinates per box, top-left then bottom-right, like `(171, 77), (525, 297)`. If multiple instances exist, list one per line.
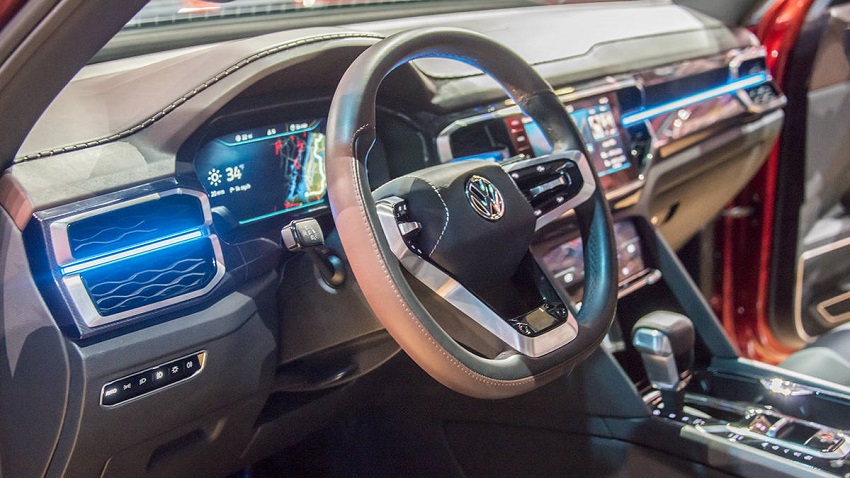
(79, 237), (217, 316)
(41, 188), (224, 329)
(735, 57), (767, 78)
(63, 194), (205, 263)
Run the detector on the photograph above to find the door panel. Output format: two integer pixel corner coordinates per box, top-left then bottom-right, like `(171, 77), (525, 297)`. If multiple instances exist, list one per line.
(771, 3), (850, 343)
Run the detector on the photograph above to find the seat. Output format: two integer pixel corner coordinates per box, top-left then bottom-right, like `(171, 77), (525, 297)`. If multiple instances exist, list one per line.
(781, 325), (850, 387)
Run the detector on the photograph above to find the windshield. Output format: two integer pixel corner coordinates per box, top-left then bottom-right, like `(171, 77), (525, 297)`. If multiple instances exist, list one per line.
(127, 0), (463, 28)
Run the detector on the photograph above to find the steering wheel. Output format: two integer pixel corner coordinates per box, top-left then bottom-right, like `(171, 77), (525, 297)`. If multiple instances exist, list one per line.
(326, 28), (618, 399)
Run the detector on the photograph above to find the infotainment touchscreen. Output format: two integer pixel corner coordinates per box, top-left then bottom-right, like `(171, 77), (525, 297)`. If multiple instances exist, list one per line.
(193, 119), (327, 225)
(525, 92), (639, 191)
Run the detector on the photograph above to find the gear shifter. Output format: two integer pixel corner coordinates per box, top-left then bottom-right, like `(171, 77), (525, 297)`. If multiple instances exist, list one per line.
(632, 311), (695, 415)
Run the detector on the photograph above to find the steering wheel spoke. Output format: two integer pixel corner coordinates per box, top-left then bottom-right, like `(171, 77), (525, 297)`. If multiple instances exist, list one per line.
(502, 150), (597, 230)
(376, 196), (579, 358)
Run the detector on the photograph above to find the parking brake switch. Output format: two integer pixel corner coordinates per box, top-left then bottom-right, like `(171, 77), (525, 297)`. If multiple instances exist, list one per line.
(632, 311), (695, 415)
(282, 218), (346, 287)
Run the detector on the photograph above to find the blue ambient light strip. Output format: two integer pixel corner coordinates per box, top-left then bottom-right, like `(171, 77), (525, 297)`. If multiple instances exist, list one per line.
(60, 230), (204, 275)
(621, 73), (769, 126)
(237, 199), (326, 225)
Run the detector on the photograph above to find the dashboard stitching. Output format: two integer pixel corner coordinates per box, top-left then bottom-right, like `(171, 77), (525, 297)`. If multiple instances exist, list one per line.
(351, 155), (546, 389)
(14, 32), (386, 163)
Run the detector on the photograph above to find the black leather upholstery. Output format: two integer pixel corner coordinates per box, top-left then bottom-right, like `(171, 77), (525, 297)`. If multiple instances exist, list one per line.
(781, 326), (850, 386)
(373, 161), (536, 293)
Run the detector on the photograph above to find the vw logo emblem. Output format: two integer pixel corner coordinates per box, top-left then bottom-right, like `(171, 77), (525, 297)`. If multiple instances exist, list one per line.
(465, 175), (505, 221)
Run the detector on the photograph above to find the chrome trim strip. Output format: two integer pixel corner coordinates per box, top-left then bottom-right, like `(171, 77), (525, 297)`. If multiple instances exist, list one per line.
(618, 268), (662, 298)
(376, 196), (578, 358)
(728, 46), (768, 80)
(100, 351), (207, 408)
(621, 73), (769, 125)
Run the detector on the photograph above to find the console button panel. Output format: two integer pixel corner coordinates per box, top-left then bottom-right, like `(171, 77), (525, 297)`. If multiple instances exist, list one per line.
(101, 351), (206, 406)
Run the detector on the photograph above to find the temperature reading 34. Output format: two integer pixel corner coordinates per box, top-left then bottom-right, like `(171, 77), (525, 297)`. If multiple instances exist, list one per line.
(226, 165), (244, 182)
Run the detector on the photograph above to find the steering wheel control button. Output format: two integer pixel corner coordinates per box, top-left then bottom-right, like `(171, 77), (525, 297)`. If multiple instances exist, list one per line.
(100, 351), (206, 407)
(465, 175), (505, 221)
(394, 201), (410, 219)
(502, 153), (593, 230)
(397, 221), (422, 237)
(282, 218), (325, 251)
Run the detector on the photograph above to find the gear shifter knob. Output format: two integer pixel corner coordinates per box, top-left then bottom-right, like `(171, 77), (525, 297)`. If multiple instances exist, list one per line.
(632, 311), (695, 414)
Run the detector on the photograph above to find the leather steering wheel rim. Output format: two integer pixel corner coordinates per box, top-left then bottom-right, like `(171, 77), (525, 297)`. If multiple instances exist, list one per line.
(326, 27), (618, 399)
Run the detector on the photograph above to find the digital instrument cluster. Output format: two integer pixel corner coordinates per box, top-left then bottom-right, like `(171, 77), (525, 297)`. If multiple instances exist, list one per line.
(193, 119), (327, 225)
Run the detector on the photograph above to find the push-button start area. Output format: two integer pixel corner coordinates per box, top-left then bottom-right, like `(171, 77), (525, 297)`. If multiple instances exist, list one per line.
(374, 160), (536, 293)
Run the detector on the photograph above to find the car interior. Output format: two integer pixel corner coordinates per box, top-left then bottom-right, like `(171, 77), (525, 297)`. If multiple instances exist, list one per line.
(2, 0), (850, 476)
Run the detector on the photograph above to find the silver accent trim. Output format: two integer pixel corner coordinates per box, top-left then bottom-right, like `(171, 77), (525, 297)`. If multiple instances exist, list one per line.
(376, 196), (578, 358)
(816, 291), (850, 324)
(100, 351), (207, 408)
(728, 47), (788, 115)
(47, 188), (225, 328)
(435, 77), (639, 163)
(725, 408), (850, 460)
(633, 328), (673, 356)
(794, 236), (850, 342)
(501, 151), (596, 231)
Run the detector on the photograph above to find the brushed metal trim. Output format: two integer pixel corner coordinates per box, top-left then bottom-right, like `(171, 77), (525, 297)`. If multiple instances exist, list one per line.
(376, 196), (579, 358)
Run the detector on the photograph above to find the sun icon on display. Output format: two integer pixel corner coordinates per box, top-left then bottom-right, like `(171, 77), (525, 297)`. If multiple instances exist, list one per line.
(208, 168), (222, 187)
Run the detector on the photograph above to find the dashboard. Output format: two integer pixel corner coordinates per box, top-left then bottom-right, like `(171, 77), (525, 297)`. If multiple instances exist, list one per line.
(0, 2), (790, 477)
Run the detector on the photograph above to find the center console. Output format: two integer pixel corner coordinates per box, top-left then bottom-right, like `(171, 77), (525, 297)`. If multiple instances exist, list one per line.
(557, 214), (850, 477)
(527, 205), (850, 477)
